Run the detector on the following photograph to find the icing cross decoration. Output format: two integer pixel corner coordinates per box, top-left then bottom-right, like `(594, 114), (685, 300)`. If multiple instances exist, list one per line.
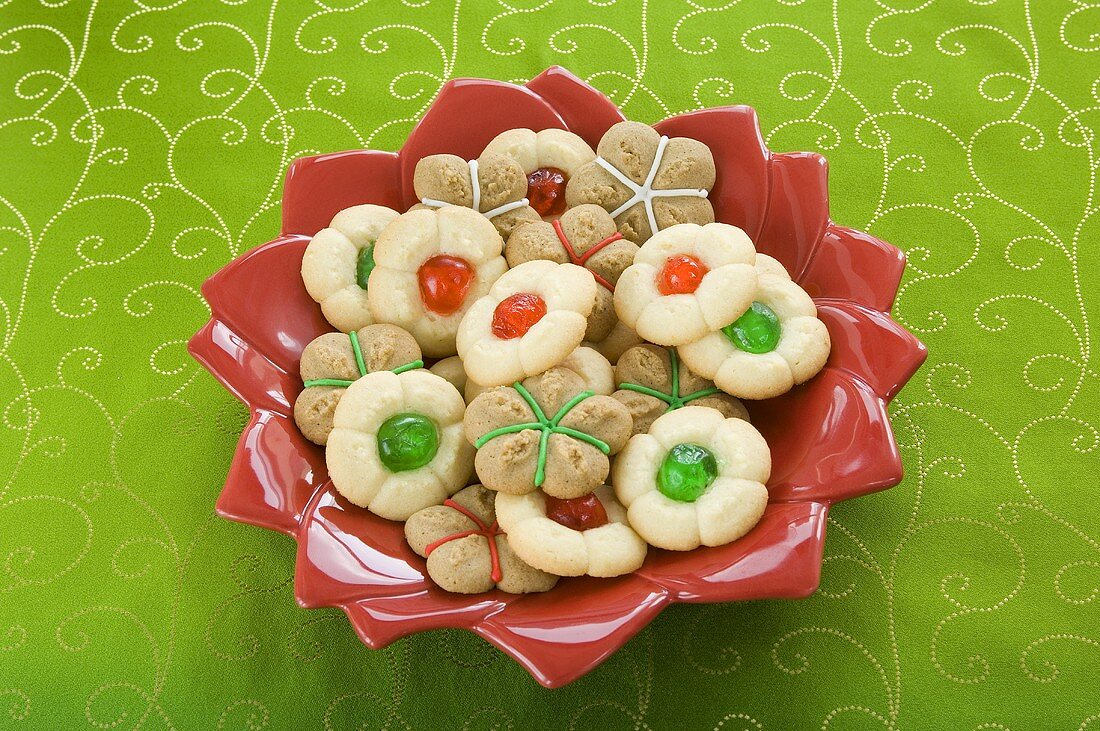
(474, 382), (611, 487)
(421, 158), (531, 220)
(423, 499), (505, 583)
(552, 218), (624, 292)
(617, 347), (720, 410)
(302, 330), (424, 388)
(594, 135), (709, 237)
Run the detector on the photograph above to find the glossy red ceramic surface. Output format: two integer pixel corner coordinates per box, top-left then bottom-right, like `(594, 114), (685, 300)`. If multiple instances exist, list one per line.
(188, 67), (927, 688)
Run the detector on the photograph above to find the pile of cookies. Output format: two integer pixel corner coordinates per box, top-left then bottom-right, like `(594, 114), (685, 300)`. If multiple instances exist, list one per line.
(296, 122), (831, 594)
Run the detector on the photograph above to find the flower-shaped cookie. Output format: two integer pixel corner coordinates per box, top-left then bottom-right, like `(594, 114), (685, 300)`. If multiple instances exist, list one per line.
(678, 254), (831, 399)
(464, 366), (631, 499)
(412, 152), (540, 239)
(495, 486), (647, 577)
(294, 324), (423, 445)
(326, 369), (473, 521)
(505, 204), (640, 352)
(614, 222), (759, 347)
(301, 204), (399, 331)
(565, 121), (715, 244)
(482, 128), (595, 218)
(456, 259), (596, 387)
(404, 484), (559, 594)
(613, 406), (769, 551)
(612, 345), (748, 437)
(367, 206), (508, 358)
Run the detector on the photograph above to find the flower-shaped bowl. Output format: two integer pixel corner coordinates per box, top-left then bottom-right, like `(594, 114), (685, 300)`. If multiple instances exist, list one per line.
(188, 67), (927, 688)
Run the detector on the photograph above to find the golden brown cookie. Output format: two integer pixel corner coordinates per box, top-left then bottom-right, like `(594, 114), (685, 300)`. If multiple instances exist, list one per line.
(565, 121), (716, 244)
(463, 367), (632, 499)
(293, 324), (423, 445)
(612, 344), (749, 436)
(404, 485), (559, 594)
(412, 152), (540, 239)
(504, 204), (639, 347)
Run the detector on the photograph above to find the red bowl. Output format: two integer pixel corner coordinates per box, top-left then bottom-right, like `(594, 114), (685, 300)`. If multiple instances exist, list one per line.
(188, 67), (927, 688)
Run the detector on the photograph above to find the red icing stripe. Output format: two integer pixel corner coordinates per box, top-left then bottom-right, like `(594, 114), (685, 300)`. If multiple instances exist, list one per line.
(552, 219), (622, 292)
(423, 499), (505, 584)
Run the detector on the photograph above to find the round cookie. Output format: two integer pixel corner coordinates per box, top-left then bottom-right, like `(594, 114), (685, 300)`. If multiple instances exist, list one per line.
(412, 152), (540, 240)
(367, 206), (508, 358)
(301, 204), (400, 331)
(612, 344), (748, 437)
(505, 204), (639, 351)
(464, 366), (632, 499)
(565, 121), (715, 244)
(615, 222), (759, 346)
(495, 485), (647, 578)
(294, 324), (423, 445)
(678, 254), (831, 400)
(326, 369), (473, 521)
(428, 355), (467, 396)
(404, 484), (559, 594)
(482, 128), (595, 218)
(612, 406), (770, 551)
(463, 345), (614, 403)
(456, 259), (596, 387)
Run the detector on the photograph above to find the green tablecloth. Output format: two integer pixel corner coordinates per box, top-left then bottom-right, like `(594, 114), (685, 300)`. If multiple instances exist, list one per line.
(3, 1), (1097, 727)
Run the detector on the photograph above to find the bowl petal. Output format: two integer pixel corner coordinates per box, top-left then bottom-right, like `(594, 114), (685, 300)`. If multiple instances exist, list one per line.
(817, 300), (929, 399)
(800, 224), (907, 312)
(282, 150), (403, 237)
(757, 151), (830, 280)
(525, 66), (626, 149)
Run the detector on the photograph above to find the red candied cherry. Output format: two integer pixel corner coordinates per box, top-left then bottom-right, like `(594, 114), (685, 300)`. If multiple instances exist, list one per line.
(656, 254), (709, 296)
(545, 493), (609, 531)
(527, 167), (568, 217)
(490, 293), (547, 339)
(417, 255), (475, 316)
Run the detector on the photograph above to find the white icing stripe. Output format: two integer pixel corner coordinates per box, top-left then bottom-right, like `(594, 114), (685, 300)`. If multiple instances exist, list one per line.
(594, 135), (709, 236)
(420, 158), (530, 220)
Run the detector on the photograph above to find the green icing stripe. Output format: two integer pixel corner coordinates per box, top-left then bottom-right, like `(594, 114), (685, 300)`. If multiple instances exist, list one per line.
(474, 382), (610, 487)
(616, 348), (722, 411)
(302, 333), (422, 388)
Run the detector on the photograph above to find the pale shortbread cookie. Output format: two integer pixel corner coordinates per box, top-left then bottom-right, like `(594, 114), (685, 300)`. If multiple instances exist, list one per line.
(294, 324), (422, 445)
(301, 204), (400, 332)
(614, 222), (758, 346)
(429, 356), (467, 396)
(495, 486), (647, 577)
(326, 369), (473, 521)
(412, 152), (540, 240)
(456, 259), (597, 387)
(404, 484), (559, 594)
(612, 406), (769, 551)
(678, 254), (831, 400)
(367, 207), (508, 358)
(565, 121), (716, 244)
(463, 345), (614, 403)
(482, 128), (595, 177)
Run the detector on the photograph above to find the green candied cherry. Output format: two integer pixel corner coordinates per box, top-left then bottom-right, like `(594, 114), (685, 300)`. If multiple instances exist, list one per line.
(356, 244), (376, 290)
(722, 301), (781, 354)
(376, 412), (438, 472)
(657, 443), (718, 502)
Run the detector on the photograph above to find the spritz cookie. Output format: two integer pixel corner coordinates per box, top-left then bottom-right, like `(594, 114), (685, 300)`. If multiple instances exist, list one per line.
(326, 369), (473, 521)
(678, 254), (831, 400)
(404, 484), (559, 594)
(505, 204), (639, 352)
(612, 406), (769, 551)
(482, 128), (595, 218)
(412, 152), (540, 239)
(464, 366), (632, 499)
(456, 259), (597, 387)
(495, 485), (647, 578)
(301, 204), (400, 332)
(463, 344), (615, 403)
(367, 207), (508, 358)
(566, 121), (715, 244)
(294, 324), (423, 445)
(614, 222), (758, 347)
(612, 344), (748, 437)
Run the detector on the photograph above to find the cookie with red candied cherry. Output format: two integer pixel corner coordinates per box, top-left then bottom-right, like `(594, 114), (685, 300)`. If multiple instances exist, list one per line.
(495, 486), (647, 578)
(482, 128), (595, 218)
(367, 207), (507, 358)
(505, 204), (642, 361)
